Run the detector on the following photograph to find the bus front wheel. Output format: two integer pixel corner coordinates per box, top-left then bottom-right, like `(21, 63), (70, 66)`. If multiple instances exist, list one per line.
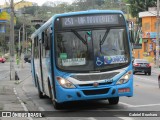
(108, 97), (119, 105)
(52, 100), (62, 110)
(48, 82), (61, 109)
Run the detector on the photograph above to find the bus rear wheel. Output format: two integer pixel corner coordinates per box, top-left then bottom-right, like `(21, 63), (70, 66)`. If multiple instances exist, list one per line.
(37, 77), (44, 99)
(108, 97), (119, 105)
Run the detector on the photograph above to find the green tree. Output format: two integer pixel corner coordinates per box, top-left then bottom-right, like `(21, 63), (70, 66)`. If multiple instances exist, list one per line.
(129, 0), (156, 18)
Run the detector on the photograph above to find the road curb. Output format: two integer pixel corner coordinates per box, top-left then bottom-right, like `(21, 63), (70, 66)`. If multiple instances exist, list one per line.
(0, 80), (25, 111)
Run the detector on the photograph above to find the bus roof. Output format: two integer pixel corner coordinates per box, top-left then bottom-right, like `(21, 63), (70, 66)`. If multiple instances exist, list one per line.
(31, 9), (124, 39)
(55, 9), (124, 16)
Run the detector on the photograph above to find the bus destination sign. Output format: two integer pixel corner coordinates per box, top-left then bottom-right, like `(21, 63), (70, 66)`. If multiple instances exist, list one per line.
(61, 14), (120, 27)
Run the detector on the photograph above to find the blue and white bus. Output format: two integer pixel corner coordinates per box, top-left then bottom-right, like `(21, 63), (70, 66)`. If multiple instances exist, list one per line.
(31, 10), (133, 109)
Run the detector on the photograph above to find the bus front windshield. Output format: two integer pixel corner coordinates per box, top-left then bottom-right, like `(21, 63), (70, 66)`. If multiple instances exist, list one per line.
(55, 28), (130, 72)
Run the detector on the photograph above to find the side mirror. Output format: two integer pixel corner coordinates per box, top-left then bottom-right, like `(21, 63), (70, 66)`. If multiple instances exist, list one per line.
(127, 21), (135, 43)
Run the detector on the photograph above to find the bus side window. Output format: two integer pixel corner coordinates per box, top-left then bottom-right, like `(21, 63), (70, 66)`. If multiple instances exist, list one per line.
(34, 37), (39, 59)
(43, 29), (51, 50)
(42, 32), (45, 44)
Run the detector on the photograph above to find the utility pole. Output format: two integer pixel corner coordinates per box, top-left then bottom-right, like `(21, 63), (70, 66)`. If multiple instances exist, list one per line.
(18, 26), (22, 58)
(21, 22), (25, 68)
(25, 32), (28, 54)
(156, 0), (160, 68)
(21, 7), (26, 68)
(126, 4), (130, 20)
(10, 0), (15, 80)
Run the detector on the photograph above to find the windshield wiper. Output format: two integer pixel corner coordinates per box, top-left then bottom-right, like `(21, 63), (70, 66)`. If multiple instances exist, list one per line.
(100, 29), (109, 45)
(99, 29), (109, 53)
(71, 29), (87, 45)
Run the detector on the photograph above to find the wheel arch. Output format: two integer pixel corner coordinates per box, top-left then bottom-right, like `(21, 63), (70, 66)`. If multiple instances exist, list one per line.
(47, 76), (55, 98)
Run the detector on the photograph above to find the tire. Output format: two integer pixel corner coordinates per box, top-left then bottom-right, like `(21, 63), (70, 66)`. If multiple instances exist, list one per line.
(108, 97), (119, 105)
(34, 78), (37, 87)
(33, 75), (37, 87)
(158, 77), (160, 88)
(148, 72), (151, 76)
(52, 99), (62, 110)
(37, 77), (44, 99)
(48, 82), (62, 109)
(145, 72), (147, 75)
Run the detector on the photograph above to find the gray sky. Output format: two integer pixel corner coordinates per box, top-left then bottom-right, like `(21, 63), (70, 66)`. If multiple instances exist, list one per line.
(0, 0), (74, 6)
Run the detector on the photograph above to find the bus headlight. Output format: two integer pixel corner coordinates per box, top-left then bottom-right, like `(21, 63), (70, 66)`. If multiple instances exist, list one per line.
(116, 71), (132, 85)
(56, 77), (76, 88)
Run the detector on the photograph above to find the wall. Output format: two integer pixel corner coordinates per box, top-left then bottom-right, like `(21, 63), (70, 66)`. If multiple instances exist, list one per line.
(132, 16), (157, 63)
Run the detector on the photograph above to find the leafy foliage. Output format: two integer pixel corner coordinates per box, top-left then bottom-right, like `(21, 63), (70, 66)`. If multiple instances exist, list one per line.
(128, 0), (157, 18)
(1, 0), (137, 55)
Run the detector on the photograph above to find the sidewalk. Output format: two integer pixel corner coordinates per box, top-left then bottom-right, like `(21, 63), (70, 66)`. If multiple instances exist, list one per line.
(0, 63), (46, 120)
(0, 80), (24, 111)
(0, 63), (32, 113)
(150, 62), (160, 74)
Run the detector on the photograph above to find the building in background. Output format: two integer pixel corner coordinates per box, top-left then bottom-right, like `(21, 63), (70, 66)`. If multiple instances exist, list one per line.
(0, 20), (6, 33)
(134, 7), (159, 63)
(0, 9), (10, 33)
(0, 1), (37, 11)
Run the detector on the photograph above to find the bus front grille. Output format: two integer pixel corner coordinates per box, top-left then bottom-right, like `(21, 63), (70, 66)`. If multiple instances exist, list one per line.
(78, 82), (112, 87)
(71, 72), (119, 81)
(82, 88), (110, 95)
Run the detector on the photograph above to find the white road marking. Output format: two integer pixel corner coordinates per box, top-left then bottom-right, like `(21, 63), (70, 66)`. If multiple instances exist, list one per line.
(120, 101), (160, 108)
(118, 102), (160, 120)
(77, 117), (133, 120)
(13, 88), (17, 95)
(38, 106), (45, 111)
(119, 102), (135, 107)
(118, 117), (134, 120)
(16, 96), (28, 111)
(13, 88), (33, 120)
(77, 117), (97, 120)
(132, 103), (160, 108)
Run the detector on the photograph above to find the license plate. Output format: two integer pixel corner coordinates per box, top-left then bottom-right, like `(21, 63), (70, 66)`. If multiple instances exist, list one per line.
(141, 64), (146, 67)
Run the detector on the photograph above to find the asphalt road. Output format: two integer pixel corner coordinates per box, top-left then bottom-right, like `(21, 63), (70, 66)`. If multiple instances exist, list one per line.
(0, 62), (160, 120)
(0, 62), (10, 80)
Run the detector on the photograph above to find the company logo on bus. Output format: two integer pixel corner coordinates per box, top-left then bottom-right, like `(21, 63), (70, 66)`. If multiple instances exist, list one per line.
(93, 82), (99, 87)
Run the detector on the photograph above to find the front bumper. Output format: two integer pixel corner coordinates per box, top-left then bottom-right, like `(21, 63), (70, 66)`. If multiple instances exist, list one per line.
(133, 67), (151, 73)
(55, 80), (133, 103)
